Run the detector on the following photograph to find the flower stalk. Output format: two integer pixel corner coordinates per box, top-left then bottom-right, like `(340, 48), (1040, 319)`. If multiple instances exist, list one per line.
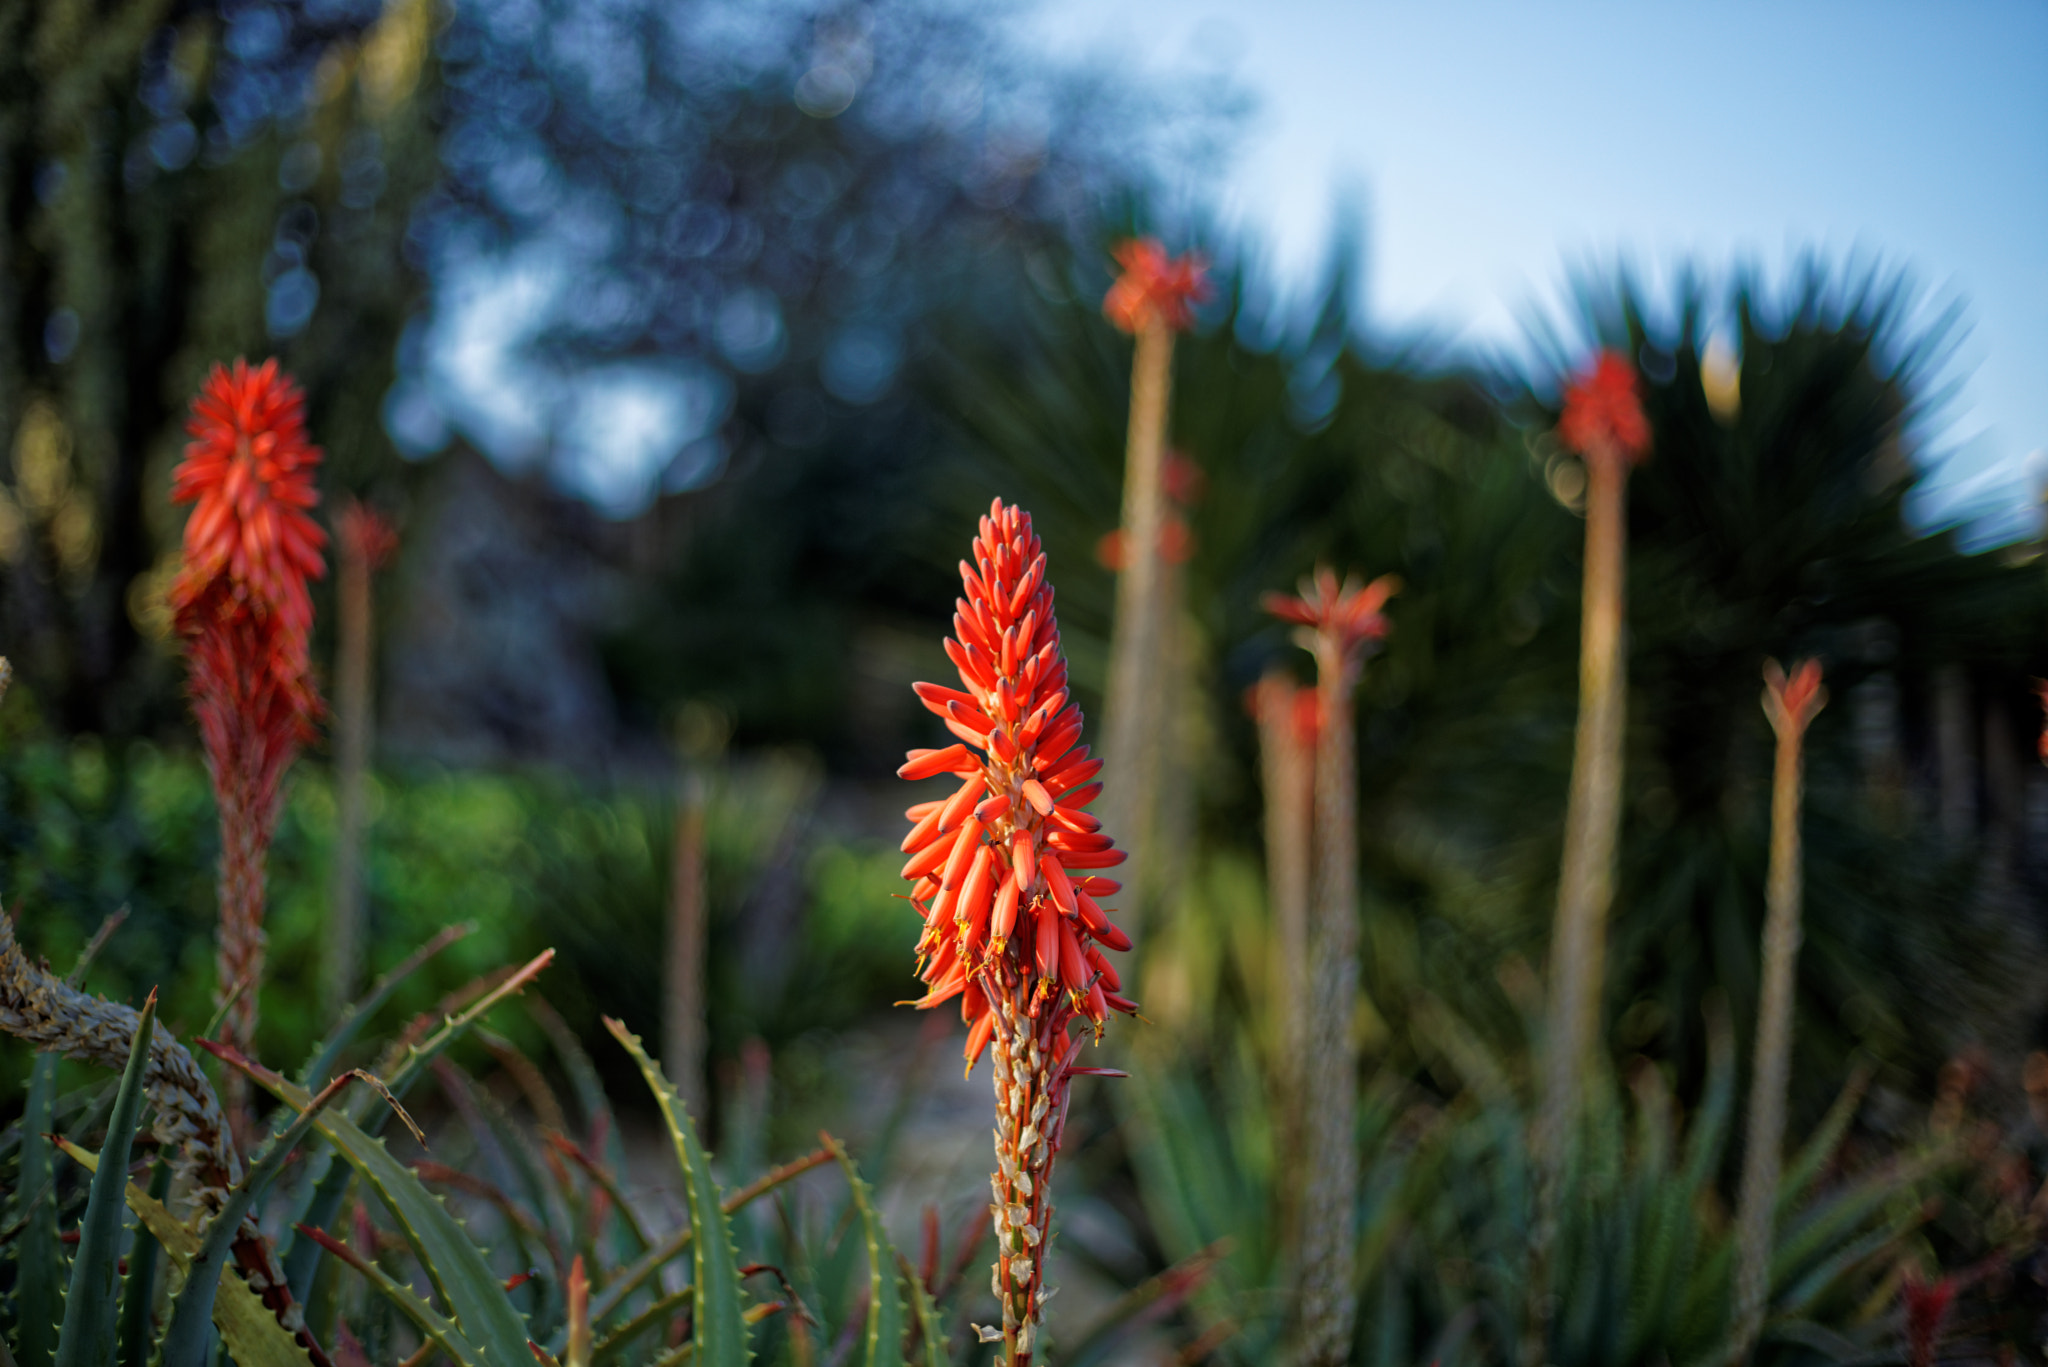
(1729, 659), (1826, 1361)
(898, 498), (1138, 1366)
(1098, 240), (1207, 946)
(666, 704), (729, 1123)
(1264, 569), (1396, 1367)
(1249, 670), (1315, 1232)
(323, 500), (397, 1018)
(1532, 351), (1650, 1355)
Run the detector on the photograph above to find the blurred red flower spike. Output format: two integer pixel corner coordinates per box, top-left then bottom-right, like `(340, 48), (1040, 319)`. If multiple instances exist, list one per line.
(1103, 237), (1210, 335)
(1262, 567), (1400, 667)
(339, 499), (399, 572)
(1762, 658), (1827, 738)
(1558, 348), (1651, 464)
(170, 358), (328, 649)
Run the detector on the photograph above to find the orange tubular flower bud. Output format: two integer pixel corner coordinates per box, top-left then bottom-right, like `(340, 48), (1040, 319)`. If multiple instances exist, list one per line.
(964, 1010), (997, 1065)
(1011, 829), (1037, 892)
(899, 745), (977, 781)
(1076, 891), (1133, 952)
(901, 831), (955, 883)
(902, 803), (945, 853)
(1058, 781), (1103, 810)
(1035, 902), (1060, 983)
(1040, 854), (1078, 917)
(1050, 846), (1126, 870)
(991, 872), (1022, 949)
(1057, 920), (1089, 993)
(958, 848), (997, 950)
(939, 772), (985, 832)
(942, 817), (984, 891)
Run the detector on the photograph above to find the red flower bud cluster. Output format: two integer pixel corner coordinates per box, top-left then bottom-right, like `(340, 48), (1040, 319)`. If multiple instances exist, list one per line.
(898, 499), (1137, 1068)
(339, 499), (400, 572)
(1263, 567), (1399, 687)
(1558, 349), (1651, 464)
(1762, 658), (1826, 739)
(1102, 238), (1209, 335)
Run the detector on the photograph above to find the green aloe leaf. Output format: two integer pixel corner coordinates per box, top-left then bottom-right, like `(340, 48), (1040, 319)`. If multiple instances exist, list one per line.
(282, 948), (554, 1309)
(589, 1146), (832, 1323)
(227, 1052), (534, 1366)
(118, 1161), (173, 1367)
(298, 922), (475, 1090)
(289, 1223), (486, 1367)
(604, 1017), (751, 1367)
(56, 1140), (312, 1367)
(14, 1054), (61, 1367)
(162, 1056), (383, 1367)
(55, 989), (156, 1367)
(822, 1135), (905, 1367)
(894, 1251), (951, 1367)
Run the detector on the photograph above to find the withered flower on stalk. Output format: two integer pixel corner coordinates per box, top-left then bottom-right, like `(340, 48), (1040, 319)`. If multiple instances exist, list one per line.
(898, 498), (1136, 1365)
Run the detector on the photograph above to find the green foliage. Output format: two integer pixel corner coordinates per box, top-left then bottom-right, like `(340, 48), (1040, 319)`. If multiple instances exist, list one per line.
(609, 1020), (753, 1367)
(0, 740), (914, 1098)
(825, 1134), (911, 1367)
(3, 927), (992, 1366)
(939, 242), (2046, 1109)
(53, 991), (153, 1367)
(240, 1059), (536, 1367)
(56, 1139), (315, 1367)
(10, 1056), (61, 1367)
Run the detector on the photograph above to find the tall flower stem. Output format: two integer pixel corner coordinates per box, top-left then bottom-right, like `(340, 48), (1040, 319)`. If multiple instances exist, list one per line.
(1298, 634), (1361, 1366)
(1530, 353), (1649, 1361)
(1730, 660), (1825, 1361)
(1098, 241), (1206, 948)
(665, 765), (710, 1121)
(323, 504), (395, 1018)
(1099, 314), (1174, 946)
(1264, 570), (1395, 1367)
(1252, 672), (1314, 1159)
(1538, 440), (1629, 1152)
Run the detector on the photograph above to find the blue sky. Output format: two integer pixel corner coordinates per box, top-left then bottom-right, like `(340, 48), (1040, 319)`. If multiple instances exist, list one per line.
(1024, 0), (2048, 543)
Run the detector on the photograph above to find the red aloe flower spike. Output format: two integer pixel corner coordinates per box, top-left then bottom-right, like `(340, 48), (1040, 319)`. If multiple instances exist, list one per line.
(900, 499), (1133, 1366)
(1102, 239), (1210, 335)
(1558, 348), (1652, 466)
(169, 359), (326, 1126)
